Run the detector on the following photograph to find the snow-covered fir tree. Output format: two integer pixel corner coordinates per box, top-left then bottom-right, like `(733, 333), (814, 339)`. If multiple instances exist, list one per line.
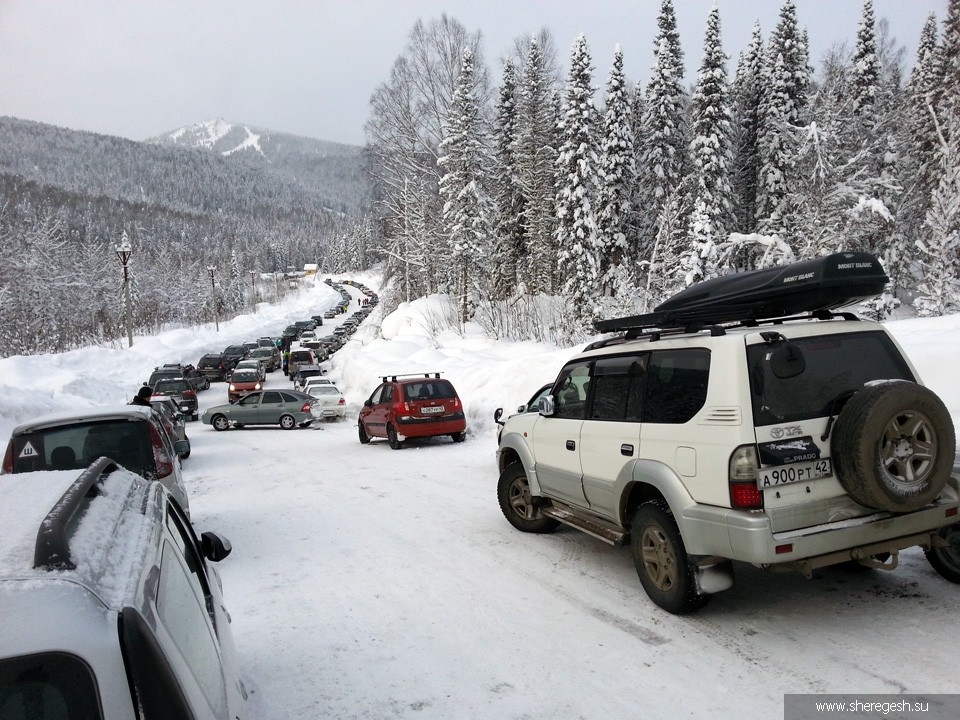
(554, 35), (601, 328)
(637, 0), (688, 291)
(684, 7), (734, 285)
(851, 0), (880, 119)
(490, 59), (524, 299)
(595, 47), (637, 304)
(756, 1), (808, 243)
(439, 48), (494, 322)
(514, 39), (559, 293)
(730, 23), (764, 240)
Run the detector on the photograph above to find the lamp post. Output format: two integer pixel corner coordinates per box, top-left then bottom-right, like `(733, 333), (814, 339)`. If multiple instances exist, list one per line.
(249, 270), (257, 312)
(114, 238), (134, 348)
(207, 266), (219, 332)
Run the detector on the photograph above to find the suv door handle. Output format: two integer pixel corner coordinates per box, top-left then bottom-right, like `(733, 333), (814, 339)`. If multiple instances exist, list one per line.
(565, 440), (576, 451)
(621, 444), (634, 456)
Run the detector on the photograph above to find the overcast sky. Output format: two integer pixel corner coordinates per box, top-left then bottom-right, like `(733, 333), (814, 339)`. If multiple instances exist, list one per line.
(0, 0), (947, 147)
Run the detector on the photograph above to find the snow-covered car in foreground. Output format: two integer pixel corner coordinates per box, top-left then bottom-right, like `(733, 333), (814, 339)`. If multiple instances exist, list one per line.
(495, 253), (960, 614)
(0, 458), (246, 719)
(202, 389), (321, 430)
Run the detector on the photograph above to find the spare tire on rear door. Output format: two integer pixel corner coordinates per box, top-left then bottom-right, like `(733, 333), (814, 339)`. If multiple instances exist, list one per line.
(831, 381), (955, 512)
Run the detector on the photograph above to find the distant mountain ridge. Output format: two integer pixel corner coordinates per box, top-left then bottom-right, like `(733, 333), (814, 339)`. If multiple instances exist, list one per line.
(147, 119), (368, 215)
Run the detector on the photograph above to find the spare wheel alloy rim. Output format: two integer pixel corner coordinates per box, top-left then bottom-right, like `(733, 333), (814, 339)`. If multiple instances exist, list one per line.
(880, 410), (937, 491)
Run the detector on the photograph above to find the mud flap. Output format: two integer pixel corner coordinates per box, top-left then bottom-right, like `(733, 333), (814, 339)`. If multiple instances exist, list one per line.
(693, 557), (735, 595)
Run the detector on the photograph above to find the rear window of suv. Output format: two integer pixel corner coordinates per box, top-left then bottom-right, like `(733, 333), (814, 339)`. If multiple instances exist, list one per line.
(747, 330), (915, 426)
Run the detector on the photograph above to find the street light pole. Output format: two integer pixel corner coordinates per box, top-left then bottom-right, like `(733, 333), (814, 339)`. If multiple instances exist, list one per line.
(114, 237), (134, 348)
(208, 266), (219, 332)
(249, 270), (257, 312)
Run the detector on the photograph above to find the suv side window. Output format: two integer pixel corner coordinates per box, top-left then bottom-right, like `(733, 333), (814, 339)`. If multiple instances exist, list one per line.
(590, 355), (648, 422)
(552, 362), (591, 419)
(643, 349), (710, 424)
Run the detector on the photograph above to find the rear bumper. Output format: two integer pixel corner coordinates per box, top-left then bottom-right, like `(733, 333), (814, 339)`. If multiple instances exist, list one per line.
(395, 414), (466, 438)
(679, 476), (960, 566)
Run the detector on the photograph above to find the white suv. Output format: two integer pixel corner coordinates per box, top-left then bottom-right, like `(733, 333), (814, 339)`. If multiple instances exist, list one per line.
(0, 457), (247, 718)
(495, 253), (959, 614)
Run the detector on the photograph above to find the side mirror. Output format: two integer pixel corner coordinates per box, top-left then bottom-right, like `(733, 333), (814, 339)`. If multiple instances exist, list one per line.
(173, 440), (190, 455)
(364, 399), (373, 408)
(494, 407), (504, 425)
(539, 395), (555, 417)
(200, 531), (232, 562)
(517, 404), (527, 413)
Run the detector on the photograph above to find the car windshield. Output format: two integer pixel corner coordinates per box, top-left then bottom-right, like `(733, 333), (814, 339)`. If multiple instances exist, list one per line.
(251, 349), (272, 357)
(311, 386), (340, 396)
(747, 330), (914, 426)
(154, 380), (189, 393)
(225, 346), (246, 354)
(231, 372), (259, 383)
(402, 380), (456, 400)
(200, 355), (221, 364)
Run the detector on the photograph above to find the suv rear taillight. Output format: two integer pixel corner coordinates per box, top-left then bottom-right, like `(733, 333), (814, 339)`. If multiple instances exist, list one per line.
(2, 440), (13, 474)
(729, 444), (762, 509)
(148, 422), (175, 478)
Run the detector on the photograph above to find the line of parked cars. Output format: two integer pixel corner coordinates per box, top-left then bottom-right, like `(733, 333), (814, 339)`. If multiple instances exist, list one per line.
(199, 280), (378, 431)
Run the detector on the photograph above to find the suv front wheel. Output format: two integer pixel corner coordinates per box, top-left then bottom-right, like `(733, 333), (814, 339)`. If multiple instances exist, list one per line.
(631, 500), (711, 615)
(496, 464), (559, 534)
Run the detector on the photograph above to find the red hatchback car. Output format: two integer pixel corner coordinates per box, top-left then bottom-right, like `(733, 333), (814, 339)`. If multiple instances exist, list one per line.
(227, 369), (263, 403)
(358, 373), (466, 449)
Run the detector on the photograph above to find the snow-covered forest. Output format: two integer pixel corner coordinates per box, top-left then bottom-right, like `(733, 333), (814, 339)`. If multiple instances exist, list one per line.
(365, 0), (960, 333)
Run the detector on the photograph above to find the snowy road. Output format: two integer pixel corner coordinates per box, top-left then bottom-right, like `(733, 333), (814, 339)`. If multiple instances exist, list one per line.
(185, 390), (957, 720)
(1, 272), (955, 720)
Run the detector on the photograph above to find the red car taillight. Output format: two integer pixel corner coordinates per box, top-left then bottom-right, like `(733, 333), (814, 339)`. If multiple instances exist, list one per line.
(183, 390), (197, 400)
(300, 402), (312, 412)
(148, 422), (175, 478)
(338, 397), (345, 405)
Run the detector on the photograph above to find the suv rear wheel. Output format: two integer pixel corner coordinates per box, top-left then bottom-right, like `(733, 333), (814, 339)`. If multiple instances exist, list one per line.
(832, 382), (955, 512)
(631, 500), (711, 615)
(925, 522), (960, 583)
(496, 464), (559, 534)
(358, 421), (371, 444)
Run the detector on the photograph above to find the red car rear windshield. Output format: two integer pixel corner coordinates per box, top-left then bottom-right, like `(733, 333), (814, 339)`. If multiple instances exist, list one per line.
(401, 380), (457, 400)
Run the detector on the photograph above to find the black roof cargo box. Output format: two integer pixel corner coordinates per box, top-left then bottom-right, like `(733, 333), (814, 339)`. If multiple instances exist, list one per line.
(595, 252), (888, 334)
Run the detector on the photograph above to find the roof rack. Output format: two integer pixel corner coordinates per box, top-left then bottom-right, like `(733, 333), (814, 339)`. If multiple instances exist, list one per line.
(381, 373), (442, 383)
(584, 310), (861, 351)
(33, 457), (123, 570)
(594, 252), (887, 335)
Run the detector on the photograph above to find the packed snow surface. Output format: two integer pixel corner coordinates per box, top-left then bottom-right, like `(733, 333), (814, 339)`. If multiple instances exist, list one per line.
(0, 274), (957, 719)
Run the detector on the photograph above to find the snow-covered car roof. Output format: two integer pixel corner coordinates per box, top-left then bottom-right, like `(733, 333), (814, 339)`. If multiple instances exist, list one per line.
(9, 404), (155, 436)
